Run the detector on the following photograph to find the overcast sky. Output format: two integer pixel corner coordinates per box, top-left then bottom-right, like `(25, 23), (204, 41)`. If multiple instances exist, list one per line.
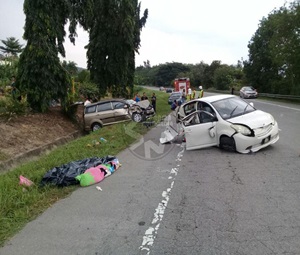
(0, 0), (291, 68)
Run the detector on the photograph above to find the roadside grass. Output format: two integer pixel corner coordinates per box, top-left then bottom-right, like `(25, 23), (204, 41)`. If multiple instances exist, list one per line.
(0, 87), (171, 247)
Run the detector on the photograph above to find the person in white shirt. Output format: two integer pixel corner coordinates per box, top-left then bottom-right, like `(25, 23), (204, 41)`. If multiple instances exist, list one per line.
(188, 87), (192, 100)
(84, 98), (91, 106)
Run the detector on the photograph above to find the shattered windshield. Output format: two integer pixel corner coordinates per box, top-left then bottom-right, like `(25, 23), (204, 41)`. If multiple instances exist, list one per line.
(211, 97), (255, 120)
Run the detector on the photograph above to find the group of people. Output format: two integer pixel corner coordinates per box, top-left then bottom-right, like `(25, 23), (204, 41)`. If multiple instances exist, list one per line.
(171, 86), (204, 111)
(133, 92), (156, 112)
(187, 86), (204, 100)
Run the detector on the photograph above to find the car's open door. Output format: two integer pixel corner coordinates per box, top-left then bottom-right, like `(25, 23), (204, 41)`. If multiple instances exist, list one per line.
(182, 111), (218, 150)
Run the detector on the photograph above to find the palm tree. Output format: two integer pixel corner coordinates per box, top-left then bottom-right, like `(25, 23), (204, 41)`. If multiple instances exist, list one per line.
(0, 37), (24, 57)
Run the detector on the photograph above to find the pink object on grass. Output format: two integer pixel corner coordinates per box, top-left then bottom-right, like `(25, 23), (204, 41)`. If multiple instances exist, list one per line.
(19, 175), (34, 186)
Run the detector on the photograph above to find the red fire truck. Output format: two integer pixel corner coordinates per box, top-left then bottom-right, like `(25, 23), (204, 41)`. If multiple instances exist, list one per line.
(174, 77), (190, 94)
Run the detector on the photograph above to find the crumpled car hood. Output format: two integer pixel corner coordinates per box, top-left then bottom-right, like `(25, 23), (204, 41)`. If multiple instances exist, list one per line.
(136, 100), (150, 108)
(228, 110), (273, 129)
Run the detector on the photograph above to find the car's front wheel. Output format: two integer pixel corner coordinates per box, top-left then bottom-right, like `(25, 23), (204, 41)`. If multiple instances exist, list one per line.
(220, 136), (236, 152)
(132, 112), (143, 122)
(91, 123), (102, 132)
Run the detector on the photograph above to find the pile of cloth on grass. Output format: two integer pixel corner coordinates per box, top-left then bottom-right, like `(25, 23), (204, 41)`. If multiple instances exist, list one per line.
(40, 155), (120, 187)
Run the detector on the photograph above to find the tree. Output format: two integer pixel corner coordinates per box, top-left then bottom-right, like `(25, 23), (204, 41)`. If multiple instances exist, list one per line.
(213, 65), (234, 90)
(188, 62), (209, 88)
(62, 60), (78, 76)
(17, 0), (72, 112)
(203, 60), (222, 88)
(155, 62), (190, 87)
(0, 37), (23, 57)
(85, 0), (148, 98)
(244, 1), (300, 95)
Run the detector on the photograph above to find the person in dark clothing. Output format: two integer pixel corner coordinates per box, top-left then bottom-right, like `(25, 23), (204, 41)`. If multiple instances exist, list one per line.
(171, 100), (178, 110)
(231, 87), (235, 95)
(141, 92), (148, 101)
(151, 93), (156, 112)
(11, 76), (21, 101)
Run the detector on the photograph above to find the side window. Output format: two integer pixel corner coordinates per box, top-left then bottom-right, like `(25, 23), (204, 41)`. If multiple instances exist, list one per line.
(197, 102), (214, 114)
(183, 102), (197, 115)
(199, 112), (215, 123)
(97, 102), (112, 112)
(85, 105), (96, 114)
(182, 112), (200, 126)
(112, 101), (125, 109)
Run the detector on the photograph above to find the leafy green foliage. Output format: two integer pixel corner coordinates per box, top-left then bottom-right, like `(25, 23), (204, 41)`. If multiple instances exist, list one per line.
(85, 0), (148, 99)
(62, 60), (78, 76)
(0, 95), (29, 119)
(0, 62), (18, 88)
(78, 81), (100, 101)
(0, 37), (23, 57)
(17, 0), (72, 112)
(134, 61), (245, 90)
(244, 1), (300, 95)
(76, 69), (90, 83)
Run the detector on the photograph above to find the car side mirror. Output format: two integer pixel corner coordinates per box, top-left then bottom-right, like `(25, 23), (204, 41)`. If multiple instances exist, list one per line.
(249, 102), (254, 107)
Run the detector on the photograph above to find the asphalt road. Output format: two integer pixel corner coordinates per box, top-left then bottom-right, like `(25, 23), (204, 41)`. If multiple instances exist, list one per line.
(1, 93), (300, 255)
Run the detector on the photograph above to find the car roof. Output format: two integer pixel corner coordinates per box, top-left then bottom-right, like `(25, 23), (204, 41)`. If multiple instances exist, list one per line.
(195, 94), (235, 103)
(86, 98), (126, 107)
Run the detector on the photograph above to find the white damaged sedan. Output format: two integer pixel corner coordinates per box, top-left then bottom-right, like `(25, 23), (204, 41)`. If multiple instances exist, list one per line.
(164, 95), (279, 153)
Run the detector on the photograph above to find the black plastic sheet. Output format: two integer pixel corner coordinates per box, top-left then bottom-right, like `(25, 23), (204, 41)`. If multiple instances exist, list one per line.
(40, 155), (116, 187)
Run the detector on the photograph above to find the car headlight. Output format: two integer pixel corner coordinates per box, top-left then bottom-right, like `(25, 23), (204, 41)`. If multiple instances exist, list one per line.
(231, 124), (252, 136)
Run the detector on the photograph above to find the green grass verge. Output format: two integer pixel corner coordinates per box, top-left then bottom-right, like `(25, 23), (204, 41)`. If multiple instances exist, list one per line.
(0, 87), (171, 247)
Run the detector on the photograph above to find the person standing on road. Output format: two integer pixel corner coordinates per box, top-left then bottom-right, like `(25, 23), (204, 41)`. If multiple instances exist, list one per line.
(198, 86), (204, 98)
(182, 89), (187, 103)
(188, 87), (192, 100)
(151, 92), (156, 112)
(192, 88), (196, 99)
(231, 87), (235, 95)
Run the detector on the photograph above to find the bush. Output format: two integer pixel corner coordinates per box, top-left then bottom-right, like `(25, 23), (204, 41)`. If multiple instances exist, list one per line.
(78, 82), (101, 102)
(0, 95), (29, 119)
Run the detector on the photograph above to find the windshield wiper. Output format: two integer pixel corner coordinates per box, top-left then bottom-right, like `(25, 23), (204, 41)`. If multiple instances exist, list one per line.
(230, 106), (238, 118)
(243, 104), (249, 113)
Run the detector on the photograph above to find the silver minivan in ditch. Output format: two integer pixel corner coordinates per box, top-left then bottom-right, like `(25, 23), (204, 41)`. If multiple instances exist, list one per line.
(84, 99), (131, 131)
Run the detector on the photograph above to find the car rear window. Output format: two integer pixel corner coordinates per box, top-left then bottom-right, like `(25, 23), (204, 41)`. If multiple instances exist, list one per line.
(85, 105), (96, 114)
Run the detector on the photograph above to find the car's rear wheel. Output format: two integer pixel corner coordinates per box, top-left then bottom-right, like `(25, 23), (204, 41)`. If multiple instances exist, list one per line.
(91, 123), (102, 132)
(220, 136), (236, 152)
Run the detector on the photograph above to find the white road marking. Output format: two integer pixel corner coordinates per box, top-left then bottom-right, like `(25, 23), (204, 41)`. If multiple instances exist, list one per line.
(139, 145), (185, 254)
(256, 101), (300, 112)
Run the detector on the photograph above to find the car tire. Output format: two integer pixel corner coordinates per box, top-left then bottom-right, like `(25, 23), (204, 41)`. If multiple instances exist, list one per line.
(220, 136), (236, 152)
(91, 123), (102, 132)
(132, 112), (143, 122)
